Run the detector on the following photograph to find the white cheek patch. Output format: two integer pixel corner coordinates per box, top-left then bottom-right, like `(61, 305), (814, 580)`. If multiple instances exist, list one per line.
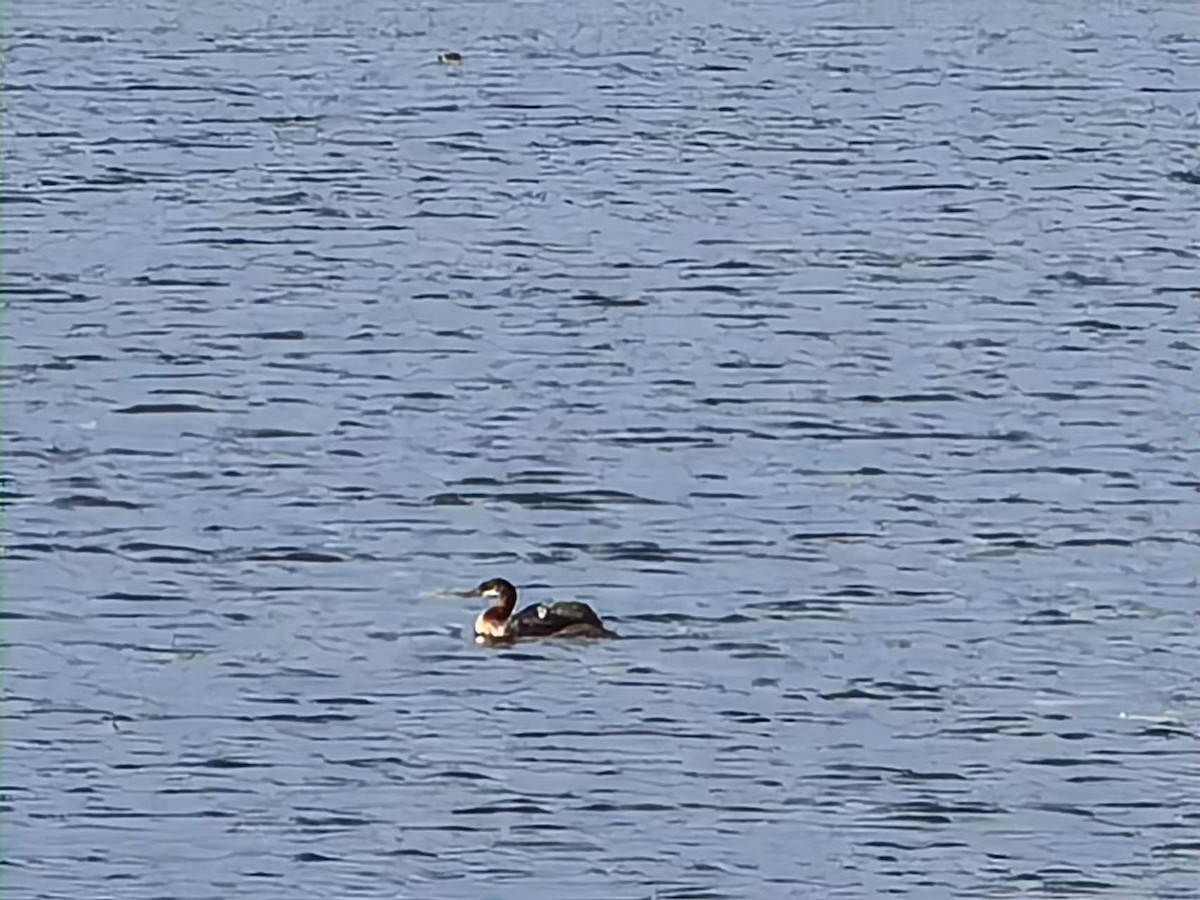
(537, 605), (548, 618)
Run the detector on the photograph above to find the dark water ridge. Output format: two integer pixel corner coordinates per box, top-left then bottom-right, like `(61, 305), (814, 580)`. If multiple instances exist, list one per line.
(5, 0), (1200, 897)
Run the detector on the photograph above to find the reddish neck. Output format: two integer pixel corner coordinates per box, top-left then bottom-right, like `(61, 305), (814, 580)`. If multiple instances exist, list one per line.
(489, 584), (517, 622)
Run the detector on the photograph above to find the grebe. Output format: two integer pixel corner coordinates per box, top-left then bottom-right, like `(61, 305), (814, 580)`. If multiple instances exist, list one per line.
(466, 577), (617, 643)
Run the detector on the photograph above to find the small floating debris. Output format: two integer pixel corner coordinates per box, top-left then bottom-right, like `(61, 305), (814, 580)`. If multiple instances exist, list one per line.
(438, 51), (463, 64)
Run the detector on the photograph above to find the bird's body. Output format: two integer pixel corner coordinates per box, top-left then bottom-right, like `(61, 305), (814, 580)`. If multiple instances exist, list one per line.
(469, 579), (616, 643)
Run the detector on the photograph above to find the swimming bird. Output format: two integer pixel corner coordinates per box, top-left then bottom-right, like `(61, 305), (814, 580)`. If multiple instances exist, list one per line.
(466, 577), (617, 643)
(438, 51), (463, 64)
